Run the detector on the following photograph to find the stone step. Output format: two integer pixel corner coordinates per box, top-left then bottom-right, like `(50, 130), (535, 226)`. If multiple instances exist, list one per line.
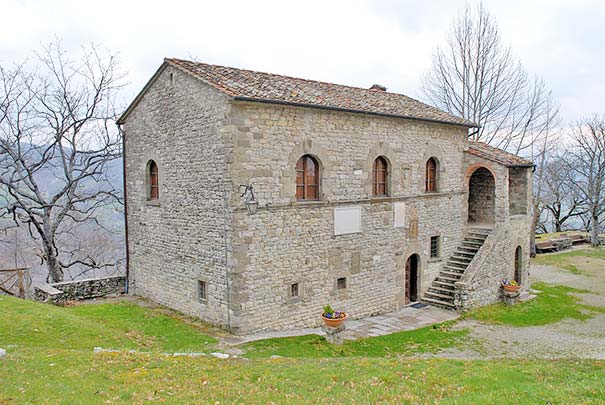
(454, 250), (475, 257)
(451, 255), (473, 262)
(428, 286), (455, 295)
(422, 297), (456, 310)
(425, 291), (455, 301)
(440, 270), (463, 278)
(458, 246), (480, 253)
(468, 231), (490, 238)
(462, 239), (484, 246)
(465, 236), (486, 243)
(437, 275), (459, 283)
(433, 280), (456, 289)
(442, 265), (465, 273)
(468, 227), (492, 234)
(447, 260), (469, 268)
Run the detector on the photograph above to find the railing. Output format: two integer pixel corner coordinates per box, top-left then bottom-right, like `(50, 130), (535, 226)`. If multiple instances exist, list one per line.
(0, 267), (30, 298)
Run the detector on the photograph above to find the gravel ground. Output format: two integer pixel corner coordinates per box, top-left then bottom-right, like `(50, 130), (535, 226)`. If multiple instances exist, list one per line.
(433, 254), (605, 360)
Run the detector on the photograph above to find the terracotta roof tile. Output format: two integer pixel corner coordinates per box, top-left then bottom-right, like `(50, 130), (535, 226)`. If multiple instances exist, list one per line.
(467, 141), (533, 167)
(165, 58), (477, 128)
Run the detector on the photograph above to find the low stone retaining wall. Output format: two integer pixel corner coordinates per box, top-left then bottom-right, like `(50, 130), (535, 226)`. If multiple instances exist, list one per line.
(34, 275), (126, 304)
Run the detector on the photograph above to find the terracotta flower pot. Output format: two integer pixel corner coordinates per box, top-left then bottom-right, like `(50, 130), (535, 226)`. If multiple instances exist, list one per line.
(321, 313), (347, 328)
(503, 284), (521, 293)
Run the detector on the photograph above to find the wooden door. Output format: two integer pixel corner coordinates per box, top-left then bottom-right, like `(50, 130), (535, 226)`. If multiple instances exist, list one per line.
(405, 258), (411, 305)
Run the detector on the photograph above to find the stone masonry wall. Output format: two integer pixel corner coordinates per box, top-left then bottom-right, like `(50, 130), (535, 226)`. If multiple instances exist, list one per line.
(456, 155), (532, 309)
(226, 102), (469, 332)
(34, 276), (126, 303)
(468, 168), (496, 224)
(123, 65), (234, 328)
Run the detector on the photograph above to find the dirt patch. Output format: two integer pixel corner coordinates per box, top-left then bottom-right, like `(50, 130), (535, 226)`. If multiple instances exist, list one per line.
(440, 258), (605, 360)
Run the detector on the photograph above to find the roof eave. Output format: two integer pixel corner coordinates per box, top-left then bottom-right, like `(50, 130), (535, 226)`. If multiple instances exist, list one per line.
(233, 96), (478, 129)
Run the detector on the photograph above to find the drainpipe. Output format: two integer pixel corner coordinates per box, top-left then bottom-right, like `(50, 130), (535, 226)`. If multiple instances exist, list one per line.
(117, 122), (130, 294)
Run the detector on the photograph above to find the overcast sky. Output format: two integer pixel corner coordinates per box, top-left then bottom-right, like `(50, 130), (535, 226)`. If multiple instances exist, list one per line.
(2, 0), (603, 123)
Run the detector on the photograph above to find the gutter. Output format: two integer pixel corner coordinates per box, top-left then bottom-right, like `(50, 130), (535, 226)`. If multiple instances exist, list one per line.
(232, 96), (479, 129)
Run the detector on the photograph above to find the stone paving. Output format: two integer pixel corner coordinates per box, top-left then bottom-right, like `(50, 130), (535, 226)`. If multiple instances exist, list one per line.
(221, 305), (459, 346)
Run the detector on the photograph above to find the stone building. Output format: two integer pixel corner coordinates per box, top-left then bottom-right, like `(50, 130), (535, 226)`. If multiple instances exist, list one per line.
(117, 58), (533, 333)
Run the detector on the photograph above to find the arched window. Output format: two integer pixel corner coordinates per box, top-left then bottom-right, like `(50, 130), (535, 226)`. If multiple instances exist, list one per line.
(372, 156), (389, 197)
(147, 160), (159, 200)
(296, 155), (319, 201)
(514, 246), (522, 284)
(425, 157), (438, 192)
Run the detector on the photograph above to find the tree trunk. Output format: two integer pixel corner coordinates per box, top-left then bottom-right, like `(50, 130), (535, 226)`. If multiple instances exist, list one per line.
(44, 245), (64, 283)
(591, 209), (600, 247)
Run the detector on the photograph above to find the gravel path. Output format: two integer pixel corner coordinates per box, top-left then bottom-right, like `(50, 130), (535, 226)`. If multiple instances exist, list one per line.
(434, 255), (605, 360)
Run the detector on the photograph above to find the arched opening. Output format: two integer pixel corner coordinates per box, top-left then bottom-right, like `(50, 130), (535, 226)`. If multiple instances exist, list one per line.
(467, 167), (495, 224)
(372, 156), (389, 196)
(296, 155), (320, 201)
(425, 157), (438, 192)
(405, 254), (420, 304)
(514, 246), (522, 284)
(146, 160), (159, 200)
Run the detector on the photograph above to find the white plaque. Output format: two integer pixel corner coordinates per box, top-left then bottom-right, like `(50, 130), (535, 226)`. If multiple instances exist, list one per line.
(334, 206), (362, 235)
(393, 202), (406, 228)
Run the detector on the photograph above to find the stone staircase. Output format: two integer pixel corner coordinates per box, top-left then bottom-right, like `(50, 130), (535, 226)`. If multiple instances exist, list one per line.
(422, 227), (491, 310)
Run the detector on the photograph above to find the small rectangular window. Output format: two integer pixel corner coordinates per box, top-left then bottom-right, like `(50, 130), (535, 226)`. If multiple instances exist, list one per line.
(290, 283), (299, 297)
(337, 277), (347, 290)
(198, 280), (207, 302)
(430, 236), (440, 258)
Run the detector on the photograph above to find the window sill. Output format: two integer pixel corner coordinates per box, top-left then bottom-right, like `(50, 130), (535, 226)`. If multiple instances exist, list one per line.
(428, 257), (442, 263)
(145, 200), (161, 207)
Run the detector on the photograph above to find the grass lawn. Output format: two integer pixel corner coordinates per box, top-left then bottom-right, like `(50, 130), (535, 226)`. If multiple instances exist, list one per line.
(466, 282), (604, 327)
(0, 295), (217, 352)
(244, 321), (468, 358)
(2, 252), (605, 403)
(532, 247), (605, 275)
(1, 350), (603, 403)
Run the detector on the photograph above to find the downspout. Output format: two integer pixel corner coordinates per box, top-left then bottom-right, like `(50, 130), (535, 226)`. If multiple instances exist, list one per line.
(222, 174), (232, 333)
(117, 122), (130, 294)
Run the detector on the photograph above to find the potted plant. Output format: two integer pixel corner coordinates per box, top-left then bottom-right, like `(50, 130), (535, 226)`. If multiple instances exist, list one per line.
(501, 279), (521, 293)
(321, 304), (347, 328)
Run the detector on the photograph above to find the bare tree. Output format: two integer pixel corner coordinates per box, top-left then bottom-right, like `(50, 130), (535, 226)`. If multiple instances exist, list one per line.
(564, 116), (605, 246)
(0, 41), (125, 282)
(421, 3), (559, 155)
(542, 158), (586, 232)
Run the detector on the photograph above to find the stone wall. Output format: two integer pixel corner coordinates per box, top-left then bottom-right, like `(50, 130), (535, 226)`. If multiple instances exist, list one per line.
(226, 102), (470, 332)
(455, 155), (532, 310)
(509, 168), (529, 215)
(468, 167), (496, 223)
(123, 68), (533, 333)
(34, 276), (126, 303)
(122, 65), (234, 328)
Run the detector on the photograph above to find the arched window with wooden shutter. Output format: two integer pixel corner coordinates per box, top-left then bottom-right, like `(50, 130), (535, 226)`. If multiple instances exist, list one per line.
(296, 155), (319, 201)
(147, 160), (159, 200)
(372, 156), (389, 197)
(425, 157), (438, 192)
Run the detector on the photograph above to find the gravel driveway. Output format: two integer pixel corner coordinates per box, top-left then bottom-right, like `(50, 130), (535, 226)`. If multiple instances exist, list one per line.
(434, 250), (605, 360)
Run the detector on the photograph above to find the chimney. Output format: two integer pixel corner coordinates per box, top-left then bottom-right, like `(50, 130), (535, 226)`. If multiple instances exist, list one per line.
(370, 84), (387, 92)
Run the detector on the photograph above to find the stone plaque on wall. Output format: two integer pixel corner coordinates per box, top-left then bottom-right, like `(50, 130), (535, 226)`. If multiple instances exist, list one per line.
(393, 202), (406, 228)
(334, 206), (362, 236)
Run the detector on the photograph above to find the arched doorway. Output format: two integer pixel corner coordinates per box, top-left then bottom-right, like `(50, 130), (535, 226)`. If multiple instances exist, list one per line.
(468, 167), (496, 224)
(514, 246), (522, 284)
(405, 254), (419, 304)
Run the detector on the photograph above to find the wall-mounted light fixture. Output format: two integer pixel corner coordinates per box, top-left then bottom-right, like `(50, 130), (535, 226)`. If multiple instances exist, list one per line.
(239, 184), (258, 215)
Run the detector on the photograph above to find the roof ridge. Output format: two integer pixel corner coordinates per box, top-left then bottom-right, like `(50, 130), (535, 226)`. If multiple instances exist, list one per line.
(166, 57), (412, 96)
